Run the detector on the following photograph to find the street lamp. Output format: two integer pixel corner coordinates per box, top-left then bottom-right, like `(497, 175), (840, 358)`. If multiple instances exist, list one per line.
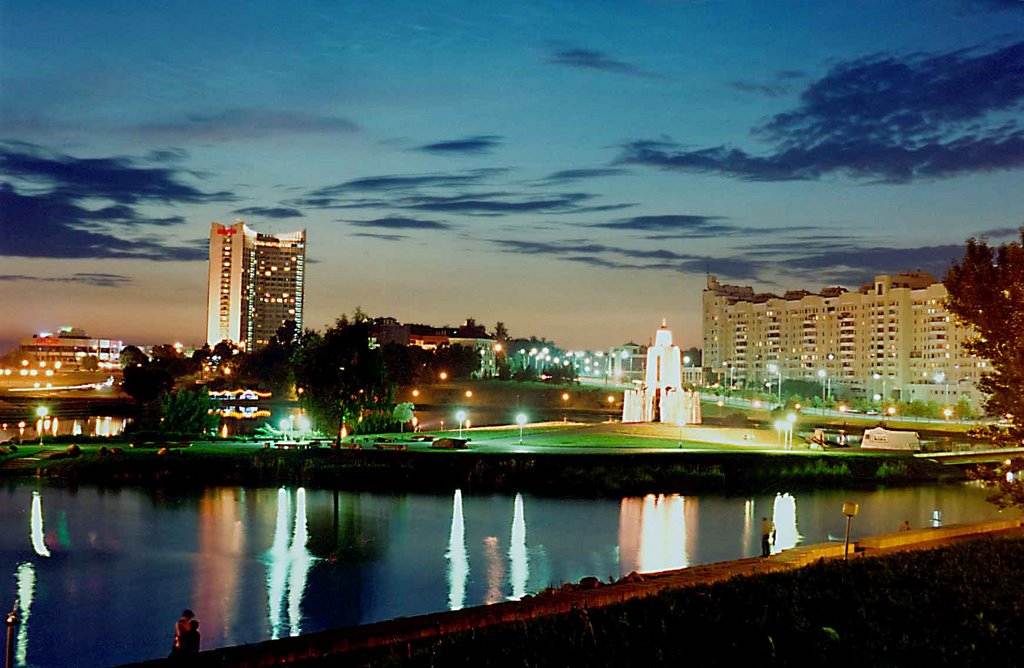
(36, 406), (48, 446)
(456, 410), (467, 438)
(817, 369), (827, 412)
(842, 502), (859, 560)
(767, 363), (782, 406)
(516, 413), (527, 444)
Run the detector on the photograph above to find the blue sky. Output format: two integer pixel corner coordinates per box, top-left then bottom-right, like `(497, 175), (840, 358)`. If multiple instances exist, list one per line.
(1, 0), (1022, 350)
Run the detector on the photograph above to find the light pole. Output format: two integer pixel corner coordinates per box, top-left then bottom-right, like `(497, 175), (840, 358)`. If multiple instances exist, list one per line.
(842, 502), (859, 560)
(767, 363), (782, 406)
(5, 601), (18, 668)
(36, 406), (48, 446)
(456, 410), (467, 438)
(817, 369), (827, 413)
(516, 413), (527, 444)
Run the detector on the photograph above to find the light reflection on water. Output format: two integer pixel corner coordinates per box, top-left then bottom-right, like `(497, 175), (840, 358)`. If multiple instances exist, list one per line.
(0, 481), (1016, 666)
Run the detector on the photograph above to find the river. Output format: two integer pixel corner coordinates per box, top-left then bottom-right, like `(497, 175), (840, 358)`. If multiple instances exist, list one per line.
(0, 481), (1015, 666)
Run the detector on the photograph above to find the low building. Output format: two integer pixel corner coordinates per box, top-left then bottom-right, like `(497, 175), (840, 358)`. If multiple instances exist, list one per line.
(18, 327), (124, 369)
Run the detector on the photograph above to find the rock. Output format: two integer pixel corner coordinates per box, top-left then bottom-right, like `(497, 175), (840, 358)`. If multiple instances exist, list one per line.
(579, 576), (602, 589)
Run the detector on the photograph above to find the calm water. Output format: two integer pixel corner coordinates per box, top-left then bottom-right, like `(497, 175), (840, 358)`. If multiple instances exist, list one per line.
(0, 481), (1015, 667)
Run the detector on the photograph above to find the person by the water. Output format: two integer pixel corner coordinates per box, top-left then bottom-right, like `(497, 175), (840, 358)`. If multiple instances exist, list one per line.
(170, 609), (196, 657)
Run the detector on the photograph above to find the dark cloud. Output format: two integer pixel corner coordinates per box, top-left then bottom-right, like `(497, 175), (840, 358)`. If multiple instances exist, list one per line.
(591, 214), (730, 233)
(308, 169), (508, 197)
(233, 206), (305, 219)
(729, 81), (796, 98)
(0, 141), (234, 204)
(399, 191), (594, 215)
(0, 142), (217, 261)
(126, 108), (358, 142)
(351, 232), (408, 242)
(144, 148), (190, 163)
(546, 48), (663, 79)
(345, 216), (451, 230)
(976, 226), (1022, 238)
(535, 168), (627, 184)
(415, 135), (502, 155)
(0, 273), (132, 288)
(621, 42), (1024, 183)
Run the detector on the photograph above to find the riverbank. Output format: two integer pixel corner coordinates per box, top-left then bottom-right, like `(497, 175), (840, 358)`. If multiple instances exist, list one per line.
(121, 522), (1024, 666)
(2, 423), (962, 494)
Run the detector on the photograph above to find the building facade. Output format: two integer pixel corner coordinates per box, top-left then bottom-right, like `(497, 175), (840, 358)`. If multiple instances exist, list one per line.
(702, 272), (986, 407)
(206, 221), (306, 350)
(18, 327), (123, 369)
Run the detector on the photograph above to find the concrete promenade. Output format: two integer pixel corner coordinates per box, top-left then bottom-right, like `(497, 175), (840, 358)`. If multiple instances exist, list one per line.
(121, 517), (1022, 667)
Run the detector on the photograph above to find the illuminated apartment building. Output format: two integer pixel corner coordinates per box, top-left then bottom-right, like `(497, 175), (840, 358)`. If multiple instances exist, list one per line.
(205, 221), (306, 350)
(702, 272), (986, 406)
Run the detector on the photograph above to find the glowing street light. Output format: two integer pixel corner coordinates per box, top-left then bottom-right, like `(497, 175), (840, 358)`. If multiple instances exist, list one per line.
(516, 413), (527, 444)
(456, 410), (467, 438)
(943, 407), (953, 420)
(412, 389), (420, 397)
(767, 363), (782, 406)
(439, 372), (448, 381)
(36, 406), (48, 446)
(465, 390), (473, 398)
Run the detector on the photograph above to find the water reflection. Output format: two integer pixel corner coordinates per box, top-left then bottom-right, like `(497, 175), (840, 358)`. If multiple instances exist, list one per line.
(619, 494), (690, 573)
(508, 493), (528, 601)
(445, 489), (468, 610)
(265, 487), (313, 639)
(0, 482), (1014, 667)
(30, 491), (51, 558)
(196, 489), (246, 645)
(15, 562), (34, 667)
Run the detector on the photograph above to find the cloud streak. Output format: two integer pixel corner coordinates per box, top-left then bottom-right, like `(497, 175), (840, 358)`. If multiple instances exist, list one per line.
(233, 206), (305, 219)
(415, 135), (502, 155)
(345, 216), (451, 230)
(0, 272), (133, 288)
(546, 48), (663, 79)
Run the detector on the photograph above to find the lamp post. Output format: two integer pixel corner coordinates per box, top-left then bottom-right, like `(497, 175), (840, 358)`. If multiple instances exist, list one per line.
(456, 410), (467, 439)
(36, 406), (48, 446)
(516, 413), (527, 444)
(842, 502), (859, 560)
(5, 601), (18, 668)
(817, 369), (827, 413)
(767, 363), (782, 407)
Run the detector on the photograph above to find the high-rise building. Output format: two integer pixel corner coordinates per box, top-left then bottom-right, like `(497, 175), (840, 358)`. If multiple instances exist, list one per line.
(206, 221), (306, 350)
(702, 272), (987, 407)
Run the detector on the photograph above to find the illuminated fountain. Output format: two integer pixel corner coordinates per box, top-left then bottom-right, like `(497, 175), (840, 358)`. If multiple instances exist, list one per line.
(622, 321), (702, 425)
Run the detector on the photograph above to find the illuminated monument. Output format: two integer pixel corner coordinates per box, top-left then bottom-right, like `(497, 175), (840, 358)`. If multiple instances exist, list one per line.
(622, 321), (702, 425)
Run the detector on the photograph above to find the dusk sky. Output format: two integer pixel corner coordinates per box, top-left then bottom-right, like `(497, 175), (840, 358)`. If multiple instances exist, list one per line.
(1, 1), (1022, 352)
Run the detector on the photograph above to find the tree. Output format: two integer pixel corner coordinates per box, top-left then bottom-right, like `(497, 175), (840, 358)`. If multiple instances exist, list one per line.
(122, 363), (173, 404)
(236, 340), (293, 394)
(158, 388), (219, 436)
(119, 345), (148, 369)
(944, 228), (1024, 507)
(392, 402), (414, 433)
(291, 317), (394, 442)
(80, 355), (100, 372)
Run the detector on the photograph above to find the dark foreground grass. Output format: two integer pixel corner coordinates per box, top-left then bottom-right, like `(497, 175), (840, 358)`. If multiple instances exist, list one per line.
(23, 445), (958, 495)
(339, 535), (1024, 667)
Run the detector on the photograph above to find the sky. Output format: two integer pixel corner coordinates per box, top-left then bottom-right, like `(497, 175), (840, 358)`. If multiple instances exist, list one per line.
(1, 0), (1022, 351)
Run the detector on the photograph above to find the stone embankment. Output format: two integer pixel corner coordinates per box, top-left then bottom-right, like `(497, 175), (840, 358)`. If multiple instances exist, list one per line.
(120, 517), (1022, 667)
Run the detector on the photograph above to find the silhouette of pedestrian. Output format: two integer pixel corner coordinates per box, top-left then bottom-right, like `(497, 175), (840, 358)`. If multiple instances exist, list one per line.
(179, 620), (200, 656)
(760, 516), (775, 557)
(170, 609), (195, 658)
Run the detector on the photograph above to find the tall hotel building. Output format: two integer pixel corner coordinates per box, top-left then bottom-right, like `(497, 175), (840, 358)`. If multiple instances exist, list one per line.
(702, 271), (986, 406)
(206, 221), (306, 350)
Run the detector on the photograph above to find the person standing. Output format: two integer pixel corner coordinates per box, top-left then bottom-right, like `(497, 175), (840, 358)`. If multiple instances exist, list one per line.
(178, 620), (201, 656)
(170, 609), (195, 657)
(761, 517), (775, 557)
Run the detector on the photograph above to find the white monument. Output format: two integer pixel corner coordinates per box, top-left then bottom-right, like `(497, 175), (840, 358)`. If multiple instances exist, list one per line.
(622, 321), (702, 425)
